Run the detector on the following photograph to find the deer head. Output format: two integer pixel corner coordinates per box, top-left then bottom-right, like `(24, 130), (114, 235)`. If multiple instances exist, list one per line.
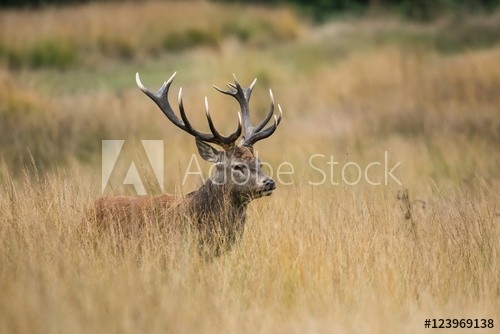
(135, 72), (282, 201)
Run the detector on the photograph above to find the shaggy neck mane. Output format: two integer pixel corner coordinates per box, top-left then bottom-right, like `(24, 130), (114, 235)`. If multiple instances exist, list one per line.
(187, 179), (250, 216)
(185, 179), (249, 255)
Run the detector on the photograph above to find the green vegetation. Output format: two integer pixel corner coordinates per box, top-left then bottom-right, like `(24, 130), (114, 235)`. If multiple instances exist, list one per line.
(222, 0), (500, 21)
(163, 29), (219, 52)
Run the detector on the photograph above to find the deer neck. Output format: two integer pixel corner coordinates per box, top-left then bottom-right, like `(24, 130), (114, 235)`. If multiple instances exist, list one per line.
(185, 179), (249, 227)
(186, 179), (249, 255)
(199, 179), (249, 210)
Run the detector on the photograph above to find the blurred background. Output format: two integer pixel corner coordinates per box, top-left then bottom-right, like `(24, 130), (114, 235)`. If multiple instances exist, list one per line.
(0, 0), (499, 193)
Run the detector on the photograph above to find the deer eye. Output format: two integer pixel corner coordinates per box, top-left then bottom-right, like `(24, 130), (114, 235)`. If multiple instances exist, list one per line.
(232, 164), (246, 173)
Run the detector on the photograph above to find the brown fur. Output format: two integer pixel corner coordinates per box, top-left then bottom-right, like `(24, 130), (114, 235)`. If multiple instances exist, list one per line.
(89, 194), (183, 235)
(89, 179), (252, 256)
(233, 146), (254, 160)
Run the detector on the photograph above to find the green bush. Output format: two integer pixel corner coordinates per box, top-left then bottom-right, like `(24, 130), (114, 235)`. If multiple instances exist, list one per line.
(0, 40), (78, 69)
(0, 44), (22, 69)
(218, 0), (500, 21)
(163, 29), (219, 52)
(28, 40), (78, 69)
(434, 21), (500, 53)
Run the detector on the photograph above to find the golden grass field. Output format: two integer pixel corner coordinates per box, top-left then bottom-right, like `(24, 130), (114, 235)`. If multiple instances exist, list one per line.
(0, 1), (499, 333)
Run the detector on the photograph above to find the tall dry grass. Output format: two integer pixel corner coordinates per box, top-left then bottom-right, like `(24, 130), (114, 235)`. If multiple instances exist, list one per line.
(0, 1), (499, 333)
(0, 168), (497, 333)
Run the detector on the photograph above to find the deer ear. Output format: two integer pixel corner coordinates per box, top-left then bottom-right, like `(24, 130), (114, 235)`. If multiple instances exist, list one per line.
(195, 138), (220, 162)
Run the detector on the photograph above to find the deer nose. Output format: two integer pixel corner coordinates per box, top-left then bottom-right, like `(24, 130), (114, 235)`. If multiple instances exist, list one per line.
(264, 178), (276, 190)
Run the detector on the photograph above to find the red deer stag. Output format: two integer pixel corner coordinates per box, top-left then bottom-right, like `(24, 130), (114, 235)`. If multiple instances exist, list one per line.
(91, 72), (282, 256)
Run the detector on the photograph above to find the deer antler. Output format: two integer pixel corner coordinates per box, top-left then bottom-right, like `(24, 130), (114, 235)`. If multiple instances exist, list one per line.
(213, 74), (282, 147)
(136, 72), (242, 149)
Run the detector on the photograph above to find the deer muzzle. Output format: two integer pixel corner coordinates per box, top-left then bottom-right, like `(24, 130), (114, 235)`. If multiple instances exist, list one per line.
(259, 178), (276, 197)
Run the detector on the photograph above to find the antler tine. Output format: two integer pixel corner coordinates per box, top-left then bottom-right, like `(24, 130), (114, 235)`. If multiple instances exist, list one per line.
(249, 77), (257, 90)
(233, 112), (243, 142)
(253, 89), (275, 134)
(177, 87), (202, 137)
(212, 75), (283, 147)
(204, 96), (219, 137)
(213, 85), (234, 96)
(213, 75), (256, 100)
(136, 71), (241, 148)
(136, 71), (184, 130)
(204, 97), (242, 143)
(243, 105), (282, 146)
(231, 73), (242, 91)
(213, 75), (256, 133)
(233, 74), (257, 101)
